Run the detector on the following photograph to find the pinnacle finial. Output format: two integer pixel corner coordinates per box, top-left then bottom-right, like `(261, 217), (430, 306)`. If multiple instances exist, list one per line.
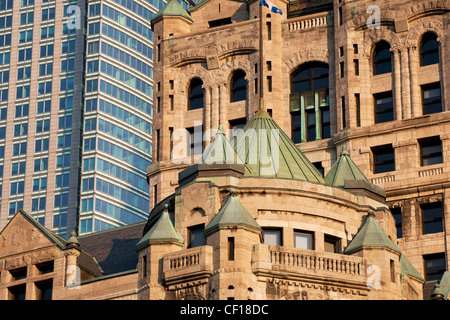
(341, 145), (349, 156)
(259, 98), (265, 110)
(164, 203), (169, 211)
(66, 231), (80, 248)
(367, 210), (375, 218)
(229, 188), (237, 197)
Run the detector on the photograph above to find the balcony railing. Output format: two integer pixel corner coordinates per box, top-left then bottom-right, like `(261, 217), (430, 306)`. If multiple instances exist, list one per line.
(252, 244), (367, 284)
(286, 12), (329, 32)
(162, 246), (213, 286)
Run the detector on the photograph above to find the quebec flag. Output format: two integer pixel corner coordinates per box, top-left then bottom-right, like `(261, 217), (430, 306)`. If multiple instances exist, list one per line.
(260, 0), (283, 15)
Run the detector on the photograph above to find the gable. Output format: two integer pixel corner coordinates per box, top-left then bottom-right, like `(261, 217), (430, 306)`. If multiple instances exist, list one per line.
(189, 0), (248, 31)
(0, 211), (64, 258)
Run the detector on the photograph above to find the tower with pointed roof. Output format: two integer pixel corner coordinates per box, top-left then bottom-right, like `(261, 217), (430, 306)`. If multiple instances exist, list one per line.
(204, 190), (262, 299)
(136, 204), (185, 299)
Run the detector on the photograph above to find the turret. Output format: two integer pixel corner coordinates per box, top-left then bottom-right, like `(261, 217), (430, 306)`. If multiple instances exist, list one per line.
(204, 190), (262, 299)
(136, 204), (184, 299)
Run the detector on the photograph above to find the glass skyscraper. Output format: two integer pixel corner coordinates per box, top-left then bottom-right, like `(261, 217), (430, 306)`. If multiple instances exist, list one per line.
(0, 0), (193, 238)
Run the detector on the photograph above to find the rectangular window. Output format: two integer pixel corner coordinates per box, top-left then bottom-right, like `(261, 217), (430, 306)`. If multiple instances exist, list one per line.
(228, 237), (235, 261)
(39, 62), (53, 76)
(20, 12), (33, 25)
(340, 61), (344, 78)
(372, 144), (395, 174)
(419, 136), (443, 166)
(208, 17), (232, 28)
(13, 142), (27, 156)
(338, 6), (343, 26)
(153, 184), (158, 207)
(187, 126), (203, 156)
(62, 40), (76, 54)
(32, 178), (47, 192)
(341, 96), (346, 129)
(263, 228), (282, 246)
(266, 21), (271, 41)
(40, 44), (54, 58)
(306, 109), (316, 141)
(294, 231), (313, 250)
(421, 202), (443, 235)
(353, 59), (359, 76)
(324, 235), (340, 253)
(31, 196), (46, 211)
(169, 94), (174, 111)
(8, 284), (26, 300)
(41, 7), (55, 20)
(422, 82), (441, 115)
(142, 255), (147, 278)
(10, 267), (27, 280)
(187, 224), (205, 248)
(423, 253), (446, 281)
(267, 76), (272, 92)
(390, 259), (395, 283)
(391, 207), (402, 238)
(36, 261), (54, 274)
(374, 91), (394, 123)
(35, 279), (52, 300)
(355, 93), (361, 127)
(18, 48), (32, 61)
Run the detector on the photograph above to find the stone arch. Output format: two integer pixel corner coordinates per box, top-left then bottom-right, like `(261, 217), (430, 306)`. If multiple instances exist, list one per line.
(175, 65), (212, 94)
(283, 48), (329, 75)
(187, 207), (206, 220)
(405, 19), (444, 48)
(403, 0), (450, 22)
(216, 58), (252, 87)
(362, 28), (401, 58)
(349, 9), (397, 31)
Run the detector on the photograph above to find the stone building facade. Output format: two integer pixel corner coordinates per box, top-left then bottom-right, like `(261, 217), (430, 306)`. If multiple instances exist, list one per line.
(148, 0), (450, 289)
(1, 0), (450, 301)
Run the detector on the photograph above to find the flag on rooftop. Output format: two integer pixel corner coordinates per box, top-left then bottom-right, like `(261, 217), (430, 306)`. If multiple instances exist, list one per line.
(260, 0), (283, 15)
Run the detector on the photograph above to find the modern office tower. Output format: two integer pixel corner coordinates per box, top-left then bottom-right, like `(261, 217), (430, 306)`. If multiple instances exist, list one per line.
(0, 0), (193, 238)
(0, 0), (88, 239)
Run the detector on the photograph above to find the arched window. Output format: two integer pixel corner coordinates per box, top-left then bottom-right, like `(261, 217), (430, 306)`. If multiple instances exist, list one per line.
(420, 32), (439, 66)
(290, 62), (330, 143)
(230, 70), (247, 102)
(373, 41), (392, 75)
(188, 78), (204, 110)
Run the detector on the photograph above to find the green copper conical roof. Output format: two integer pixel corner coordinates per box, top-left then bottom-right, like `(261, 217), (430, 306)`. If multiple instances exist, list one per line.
(344, 212), (401, 254)
(325, 146), (369, 188)
(135, 205), (184, 250)
(152, 0), (193, 22)
(199, 125), (250, 169)
(204, 191), (262, 235)
(399, 254), (424, 281)
(233, 103), (325, 183)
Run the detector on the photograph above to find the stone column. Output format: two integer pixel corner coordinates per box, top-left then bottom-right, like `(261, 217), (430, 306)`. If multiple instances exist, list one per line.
(211, 85), (220, 136)
(219, 82), (228, 132)
(64, 250), (80, 288)
(400, 48), (411, 119)
(408, 46), (420, 117)
(393, 49), (402, 121)
(437, 36), (448, 111)
(203, 85), (212, 147)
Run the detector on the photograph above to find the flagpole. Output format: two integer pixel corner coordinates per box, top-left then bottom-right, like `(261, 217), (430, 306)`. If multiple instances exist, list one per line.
(259, 0), (264, 102)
